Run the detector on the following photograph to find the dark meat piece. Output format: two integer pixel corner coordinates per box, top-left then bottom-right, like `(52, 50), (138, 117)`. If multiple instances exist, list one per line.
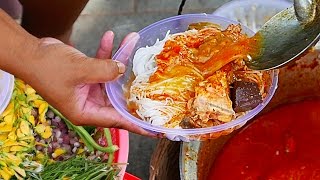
(180, 116), (201, 129)
(231, 81), (262, 113)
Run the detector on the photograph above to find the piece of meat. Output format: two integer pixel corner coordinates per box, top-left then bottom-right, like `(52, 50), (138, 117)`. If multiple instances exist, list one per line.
(231, 81), (262, 113)
(192, 71), (235, 123)
(180, 116), (200, 129)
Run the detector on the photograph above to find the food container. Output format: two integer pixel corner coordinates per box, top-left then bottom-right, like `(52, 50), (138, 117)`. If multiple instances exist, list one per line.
(106, 14), (278, 141)
(108, 128), (130, 179)
(0, 70), (14, 115)
(93, 128), (130, 179)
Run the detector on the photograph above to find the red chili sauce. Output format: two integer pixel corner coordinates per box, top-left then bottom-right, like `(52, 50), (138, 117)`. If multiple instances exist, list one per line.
(208, 99), (320, 180)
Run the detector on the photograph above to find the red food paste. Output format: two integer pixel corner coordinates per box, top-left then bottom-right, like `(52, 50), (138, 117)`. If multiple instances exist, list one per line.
(209, 99), (320, 180)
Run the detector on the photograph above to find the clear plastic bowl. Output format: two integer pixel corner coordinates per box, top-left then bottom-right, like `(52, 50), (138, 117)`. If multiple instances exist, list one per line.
(0, 70), (14, 115)
(106, 14), (278, 141)
(212, 0), (292, 32)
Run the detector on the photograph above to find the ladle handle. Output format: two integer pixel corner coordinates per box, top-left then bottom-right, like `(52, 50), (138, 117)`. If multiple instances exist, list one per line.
(293, 0), (318, 23)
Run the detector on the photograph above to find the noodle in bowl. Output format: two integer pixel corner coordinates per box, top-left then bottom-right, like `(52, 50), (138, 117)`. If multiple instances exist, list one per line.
(106, 14), (278, 141)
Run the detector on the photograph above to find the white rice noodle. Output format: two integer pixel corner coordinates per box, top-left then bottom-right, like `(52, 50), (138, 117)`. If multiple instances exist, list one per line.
(132, 31), (171, 78)
(129, 31), (187, 126)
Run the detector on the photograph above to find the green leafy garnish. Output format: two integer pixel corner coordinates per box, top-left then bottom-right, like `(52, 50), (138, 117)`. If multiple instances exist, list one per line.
(34, 156), (119, 180)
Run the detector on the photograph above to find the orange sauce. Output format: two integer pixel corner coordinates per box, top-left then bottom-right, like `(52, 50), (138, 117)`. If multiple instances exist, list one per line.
(149, 24), (261, 83)
(196, 36), (260, 76)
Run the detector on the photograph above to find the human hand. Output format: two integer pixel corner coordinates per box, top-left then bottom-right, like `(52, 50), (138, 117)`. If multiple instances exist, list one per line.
(23, 31), (151, 136)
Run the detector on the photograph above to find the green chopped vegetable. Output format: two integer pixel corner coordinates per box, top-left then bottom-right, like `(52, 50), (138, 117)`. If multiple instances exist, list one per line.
(49, 106), (119, 154)
(30, 156), (119, 180)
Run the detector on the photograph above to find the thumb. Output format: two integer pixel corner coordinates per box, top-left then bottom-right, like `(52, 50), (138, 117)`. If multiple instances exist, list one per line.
(82, 58), (126, 83)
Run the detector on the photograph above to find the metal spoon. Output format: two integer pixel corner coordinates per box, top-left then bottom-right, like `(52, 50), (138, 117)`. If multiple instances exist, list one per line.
(246, 0), (320, 70)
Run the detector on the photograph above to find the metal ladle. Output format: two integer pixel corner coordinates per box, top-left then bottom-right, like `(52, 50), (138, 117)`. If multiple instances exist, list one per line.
(246, 0), (320, 70)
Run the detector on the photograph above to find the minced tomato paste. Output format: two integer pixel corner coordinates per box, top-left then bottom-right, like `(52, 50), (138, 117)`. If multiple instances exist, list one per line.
(209, 99), (320, 179)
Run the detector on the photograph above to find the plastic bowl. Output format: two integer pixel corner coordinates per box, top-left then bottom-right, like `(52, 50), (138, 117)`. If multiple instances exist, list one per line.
(111, 129), (129, 179)
(106, 14), (278, 141)
(212, 0), (292, 32)
(0, 70), (14, 115)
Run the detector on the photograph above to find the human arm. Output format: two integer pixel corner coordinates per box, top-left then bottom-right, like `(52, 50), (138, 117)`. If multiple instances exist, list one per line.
(0, 9), (151, 136)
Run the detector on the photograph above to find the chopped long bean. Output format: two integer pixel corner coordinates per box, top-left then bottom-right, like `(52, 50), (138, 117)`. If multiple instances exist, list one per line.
(49, 106), (119, 153)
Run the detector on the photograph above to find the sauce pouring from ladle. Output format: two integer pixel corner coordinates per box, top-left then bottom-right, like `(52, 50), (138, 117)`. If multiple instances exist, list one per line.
(246, 0), (320, 70)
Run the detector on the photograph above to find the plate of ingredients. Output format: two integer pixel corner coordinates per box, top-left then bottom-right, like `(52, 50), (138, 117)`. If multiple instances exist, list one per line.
(0, 79), (129, 180)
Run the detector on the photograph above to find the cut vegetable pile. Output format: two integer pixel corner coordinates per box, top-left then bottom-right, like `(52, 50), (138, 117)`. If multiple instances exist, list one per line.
(0, 79), (120, 180)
